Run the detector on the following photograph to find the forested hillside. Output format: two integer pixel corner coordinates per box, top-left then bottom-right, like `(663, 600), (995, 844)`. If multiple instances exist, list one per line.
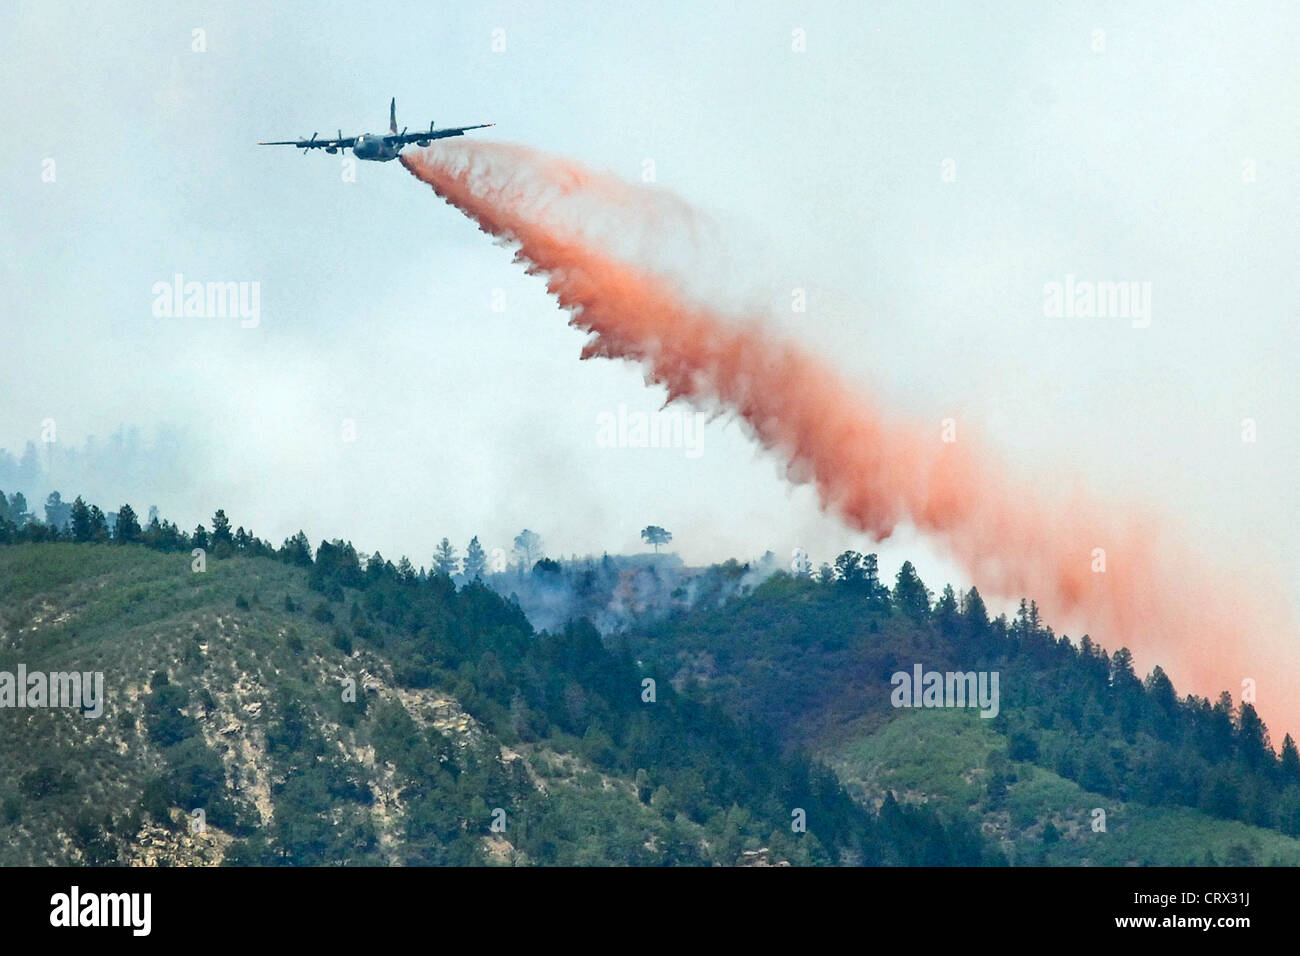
(1, 493), (1295, 865)
(0, 497), (996, 866)
(630, 559), (1300, 864)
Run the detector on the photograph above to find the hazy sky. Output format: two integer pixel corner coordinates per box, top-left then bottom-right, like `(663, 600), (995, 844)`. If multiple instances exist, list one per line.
(3, 0), (1297, 624)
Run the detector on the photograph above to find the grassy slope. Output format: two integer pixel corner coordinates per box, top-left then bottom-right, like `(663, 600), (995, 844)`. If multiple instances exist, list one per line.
(826, 708), (1300, 866)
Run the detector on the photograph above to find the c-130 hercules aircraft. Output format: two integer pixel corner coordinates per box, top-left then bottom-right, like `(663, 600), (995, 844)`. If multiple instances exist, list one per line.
(259, 98), (492, 161)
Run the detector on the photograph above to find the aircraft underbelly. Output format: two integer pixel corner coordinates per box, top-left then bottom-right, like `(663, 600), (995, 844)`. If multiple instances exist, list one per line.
(354, 145), (398, 162)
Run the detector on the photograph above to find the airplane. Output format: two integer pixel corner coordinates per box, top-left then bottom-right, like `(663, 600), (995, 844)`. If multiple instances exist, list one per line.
(259, 98), (492, 161)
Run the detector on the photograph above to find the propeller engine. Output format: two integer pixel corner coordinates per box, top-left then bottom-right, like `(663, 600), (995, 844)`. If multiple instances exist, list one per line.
(299, 132), (319, 154)
(415, 121), (435, 147)
(324, 129), (341, 154)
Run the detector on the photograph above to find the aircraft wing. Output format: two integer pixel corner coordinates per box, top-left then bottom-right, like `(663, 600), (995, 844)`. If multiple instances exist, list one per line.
(258, 134), (356, 150)
(388, 123), (494, 145)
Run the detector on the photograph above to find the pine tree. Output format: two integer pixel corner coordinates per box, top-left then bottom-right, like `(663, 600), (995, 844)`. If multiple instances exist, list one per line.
(88, 505), (109, 541)
(512, 529), (543, 569)
(933, 584), (959, 632)
(961, 587), (989, 636)
(862, 553), (881, 593)
(893, 561), (931, 620)
(433, 537), (459, 577)
(8, 492), (31, 525)
(1014, 598), (1032, 636)
(115, 504), (141, 543)
(1109, 647), (1138, 688)
(1281, 734), (1300, 784)
(44, 492), (72, 531)
(833, 550), (863, 584)
(281, 531), (313, 567)
(69, 496), (92, 542)
(463, 536), (487, 580)
(211, 509), (233, 556)
(1236, 703), (1272, 770)
(640, 525), (673, 553)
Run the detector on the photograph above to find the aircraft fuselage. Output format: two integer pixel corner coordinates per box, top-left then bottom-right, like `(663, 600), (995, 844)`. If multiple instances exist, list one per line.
(353, 134), (407, 162)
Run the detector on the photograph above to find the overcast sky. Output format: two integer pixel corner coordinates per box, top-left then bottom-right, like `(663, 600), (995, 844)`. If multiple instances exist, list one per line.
(3, 0), (1297, 623)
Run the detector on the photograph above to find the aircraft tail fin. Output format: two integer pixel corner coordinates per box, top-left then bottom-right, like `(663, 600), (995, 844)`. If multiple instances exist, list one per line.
(389, 97), (397, 134)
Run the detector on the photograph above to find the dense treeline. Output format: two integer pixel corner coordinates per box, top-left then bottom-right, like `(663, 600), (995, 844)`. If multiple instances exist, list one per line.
(0, 489), (305, 563)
